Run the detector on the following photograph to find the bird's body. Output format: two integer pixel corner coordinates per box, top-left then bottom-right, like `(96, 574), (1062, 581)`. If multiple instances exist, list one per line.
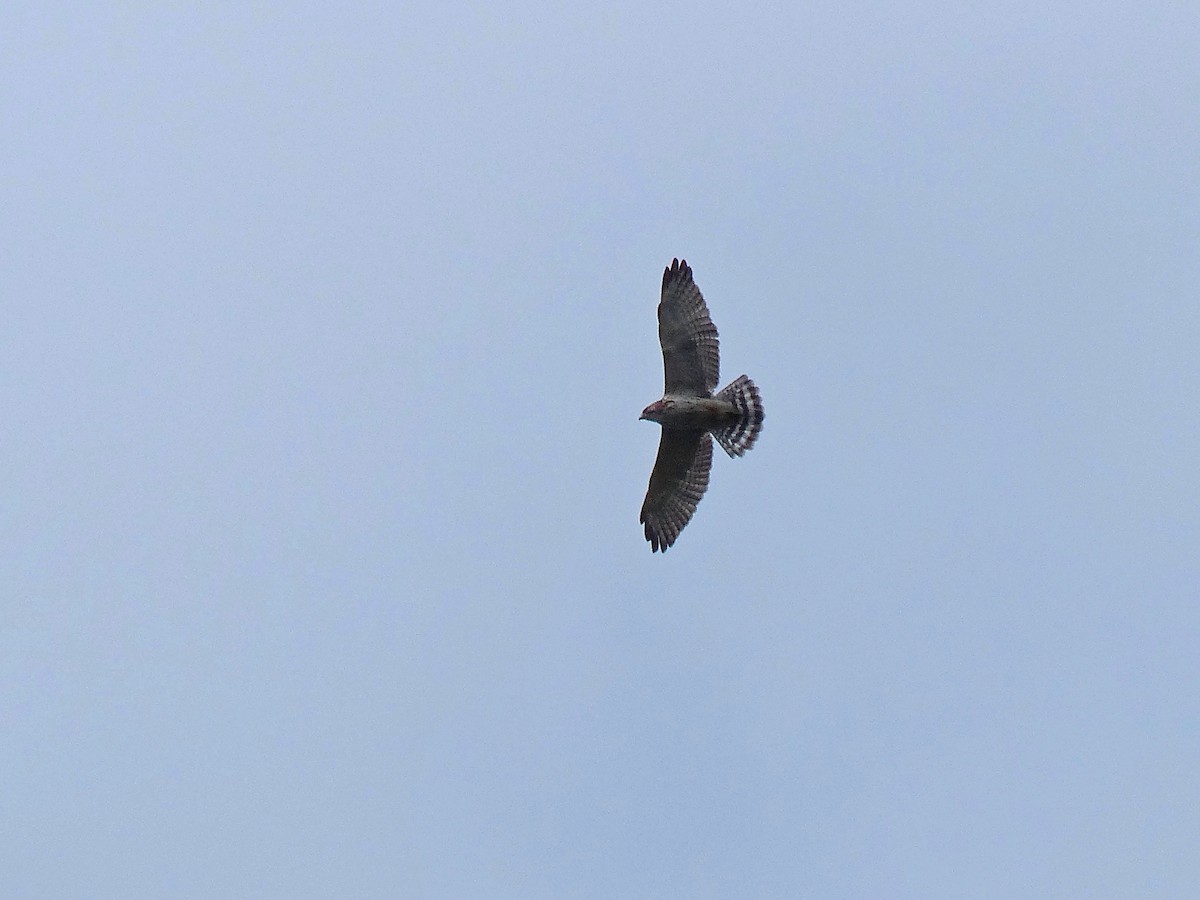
(640, 396), (742, 430)
(639, 259), (763, 552)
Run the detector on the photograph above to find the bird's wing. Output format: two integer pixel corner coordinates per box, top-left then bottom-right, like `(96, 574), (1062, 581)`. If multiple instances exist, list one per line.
(639, 429), (713, 552)
(658, 258), (719, 396)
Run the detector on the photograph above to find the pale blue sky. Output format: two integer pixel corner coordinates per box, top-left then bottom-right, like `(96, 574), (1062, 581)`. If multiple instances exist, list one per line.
(5, 3), (1200, 897)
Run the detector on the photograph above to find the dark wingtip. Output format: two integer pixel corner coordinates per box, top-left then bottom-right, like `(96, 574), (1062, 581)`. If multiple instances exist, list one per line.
(662, 257), (690, 291)
(641, 518), (669, 552)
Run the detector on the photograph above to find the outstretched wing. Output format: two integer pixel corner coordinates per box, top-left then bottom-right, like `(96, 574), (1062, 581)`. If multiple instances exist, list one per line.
(658, 258), (719, 397)
(639, 428), (713, 552)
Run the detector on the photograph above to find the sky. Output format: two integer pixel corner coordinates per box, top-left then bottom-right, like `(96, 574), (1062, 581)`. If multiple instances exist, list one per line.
(4, 2), (1200, 897)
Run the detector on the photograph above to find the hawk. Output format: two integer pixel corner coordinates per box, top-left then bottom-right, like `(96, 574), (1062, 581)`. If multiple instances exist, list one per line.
(639, 258), (763, 552)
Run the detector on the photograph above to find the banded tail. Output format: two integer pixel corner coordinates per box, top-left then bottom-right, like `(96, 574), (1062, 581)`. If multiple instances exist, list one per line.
(713, 375), (764, 458)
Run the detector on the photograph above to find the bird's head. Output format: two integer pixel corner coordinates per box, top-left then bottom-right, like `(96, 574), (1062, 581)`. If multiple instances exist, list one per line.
(640, 399), (672, 422)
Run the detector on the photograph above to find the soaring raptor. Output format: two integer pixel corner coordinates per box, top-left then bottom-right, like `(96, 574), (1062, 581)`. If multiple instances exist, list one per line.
(639, 258), (763, 552)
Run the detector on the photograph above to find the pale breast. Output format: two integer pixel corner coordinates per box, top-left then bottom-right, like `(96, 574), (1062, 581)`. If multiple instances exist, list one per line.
(657, 395), (740, 430)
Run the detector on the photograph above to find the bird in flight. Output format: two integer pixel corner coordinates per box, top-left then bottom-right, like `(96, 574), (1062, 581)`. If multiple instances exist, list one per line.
(639, 258), (763, 552)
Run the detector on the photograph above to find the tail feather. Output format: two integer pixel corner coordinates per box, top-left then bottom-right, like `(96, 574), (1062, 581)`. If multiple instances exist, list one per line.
(713, 375), (763, 458)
